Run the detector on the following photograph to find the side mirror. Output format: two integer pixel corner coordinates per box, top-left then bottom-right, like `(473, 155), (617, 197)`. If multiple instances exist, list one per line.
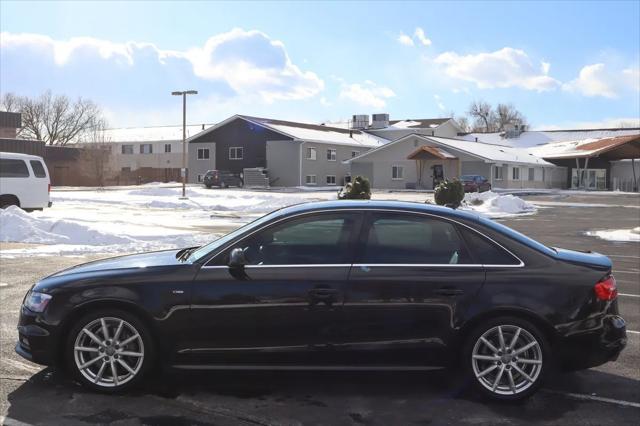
(228, 247), (247, 268)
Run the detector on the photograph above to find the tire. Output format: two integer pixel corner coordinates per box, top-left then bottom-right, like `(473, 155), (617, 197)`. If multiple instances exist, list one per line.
(463, 316), (550, 401)
(205, 185), (212, 189)
(0, 195), (20, 209)
(65, 309), (154, 393)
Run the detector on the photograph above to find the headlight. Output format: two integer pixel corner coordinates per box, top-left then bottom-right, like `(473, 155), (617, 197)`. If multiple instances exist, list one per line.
(24, 291), (52, 313)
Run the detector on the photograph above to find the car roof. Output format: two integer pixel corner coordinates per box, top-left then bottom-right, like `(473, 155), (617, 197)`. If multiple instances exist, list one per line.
(0, 151), (44, 161)
(275, 200), (481, 222)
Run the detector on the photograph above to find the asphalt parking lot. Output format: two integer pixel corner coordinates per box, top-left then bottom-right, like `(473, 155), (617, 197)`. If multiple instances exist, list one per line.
(1, 192), (639, 425)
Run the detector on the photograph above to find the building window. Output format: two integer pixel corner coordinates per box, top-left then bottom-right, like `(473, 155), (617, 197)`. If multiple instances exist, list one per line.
(512, 167), (520, 180)
(164, 144), (172, 153)
(528, 167), (535, 181)
(305, 175), (317, 185)
(306, 147), (317, 160)
(351, 151), (360, 158)
(197, 174), (204, 183)
(229, 147), (243, 160)
(121, 167), (131, 173)
(140, 144), (153, 154)
(392, 165), (404, 180)
(494, 165), (504, 180)
(121, 145), (133, 155)
(327, 149), (336, 161)
(198, 148), (210, 160)
(326, 175), (336, 185)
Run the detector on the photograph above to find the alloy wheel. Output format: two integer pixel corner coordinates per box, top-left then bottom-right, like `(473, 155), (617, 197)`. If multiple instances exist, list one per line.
(471, 325), (543, 396)
(73, 317), (144, 388)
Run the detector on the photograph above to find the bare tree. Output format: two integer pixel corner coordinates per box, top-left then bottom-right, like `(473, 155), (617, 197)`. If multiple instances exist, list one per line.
(0, 91), (106, 145)
(468, 100), (495, 132)
(79, 120), (112, 187)
(454, 115), (471, 133)
(495, 103), (527, 131)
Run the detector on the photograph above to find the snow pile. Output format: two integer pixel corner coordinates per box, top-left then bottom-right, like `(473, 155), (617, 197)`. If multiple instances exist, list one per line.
(587, 227), (640, 242)
(461, 191), (537, 218)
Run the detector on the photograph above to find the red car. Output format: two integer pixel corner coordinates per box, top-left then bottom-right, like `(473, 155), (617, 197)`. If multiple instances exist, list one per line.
(461, 175), (492, 192)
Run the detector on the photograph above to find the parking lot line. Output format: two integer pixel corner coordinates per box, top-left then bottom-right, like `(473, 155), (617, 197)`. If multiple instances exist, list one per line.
(543, 389), (640, 409)
(619, 293), (640, 298)
(626, 330), (640, 335)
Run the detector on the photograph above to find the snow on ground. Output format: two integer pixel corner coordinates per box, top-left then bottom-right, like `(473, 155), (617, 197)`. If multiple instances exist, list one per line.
(461, 191), (537, 218)
(586, 227), (640, 242)
(0, 185), (336, 257)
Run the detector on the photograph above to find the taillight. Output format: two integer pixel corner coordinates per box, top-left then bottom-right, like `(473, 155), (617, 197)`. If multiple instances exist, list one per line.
(48, 183), (51, 193)
(594, 275), (617, 301)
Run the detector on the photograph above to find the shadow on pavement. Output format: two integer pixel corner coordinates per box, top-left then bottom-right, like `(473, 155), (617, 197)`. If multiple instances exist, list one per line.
(5, 367), (640, 425)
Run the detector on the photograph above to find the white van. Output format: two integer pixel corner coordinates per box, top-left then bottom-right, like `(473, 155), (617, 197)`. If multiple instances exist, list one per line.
(0, 152), (51, 211)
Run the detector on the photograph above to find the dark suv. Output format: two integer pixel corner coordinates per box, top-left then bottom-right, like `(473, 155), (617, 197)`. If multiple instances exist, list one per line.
(203, 170), (243, 188)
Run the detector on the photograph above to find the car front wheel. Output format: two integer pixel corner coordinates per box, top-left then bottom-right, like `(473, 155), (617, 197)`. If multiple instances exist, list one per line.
(464, 317), (549, 401)
(66, 309), (154, 392)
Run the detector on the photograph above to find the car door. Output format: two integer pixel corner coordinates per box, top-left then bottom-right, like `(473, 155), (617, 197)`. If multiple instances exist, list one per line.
(187, 211), (363, 365)
(339, 211), (486, 366)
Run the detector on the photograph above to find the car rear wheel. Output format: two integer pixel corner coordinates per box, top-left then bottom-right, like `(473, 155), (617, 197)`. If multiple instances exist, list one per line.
(464, 317), (549, 401)
(66, 310), (154, 392)
(0, 195), (20, 209)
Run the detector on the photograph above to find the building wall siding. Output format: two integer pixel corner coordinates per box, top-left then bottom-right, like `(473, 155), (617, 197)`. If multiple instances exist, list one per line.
(188, 141), (216, 183)
(189, 118), (293, 175)
(300, 143), (366, 187)
(266, 140), (300, 187)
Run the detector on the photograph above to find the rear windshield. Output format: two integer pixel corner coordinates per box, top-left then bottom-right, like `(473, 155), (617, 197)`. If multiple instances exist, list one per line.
(478, 216), (556, 257)
(0, 159), (30, 178)
(30, 160), (47, 178)
(461, 175), (477, 180)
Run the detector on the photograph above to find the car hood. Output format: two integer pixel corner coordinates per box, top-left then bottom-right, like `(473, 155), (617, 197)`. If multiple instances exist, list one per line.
(48, 249), (185, 278)
(553, 247), (612, 270)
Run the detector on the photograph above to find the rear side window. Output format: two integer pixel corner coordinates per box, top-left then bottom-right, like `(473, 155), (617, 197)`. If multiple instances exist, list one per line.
(0, 159), (30, 178)
(30, 160), (47, 178)
(360, 213), (472, 264)
(458, 227), (521, 265)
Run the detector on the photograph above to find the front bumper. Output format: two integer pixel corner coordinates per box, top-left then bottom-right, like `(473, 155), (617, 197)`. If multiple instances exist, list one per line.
(557, 314), (627, 371)
(15, 307), (57, 366)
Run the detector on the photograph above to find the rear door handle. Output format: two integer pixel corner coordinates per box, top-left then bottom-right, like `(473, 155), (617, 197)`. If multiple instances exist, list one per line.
(434, 288), (465, 296)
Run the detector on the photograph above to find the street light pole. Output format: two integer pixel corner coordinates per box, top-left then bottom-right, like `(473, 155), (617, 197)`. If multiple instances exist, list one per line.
(172, 90), (198, 199)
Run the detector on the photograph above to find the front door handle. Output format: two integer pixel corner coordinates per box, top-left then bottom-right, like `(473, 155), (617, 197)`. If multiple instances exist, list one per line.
(434, 287), (465, 296)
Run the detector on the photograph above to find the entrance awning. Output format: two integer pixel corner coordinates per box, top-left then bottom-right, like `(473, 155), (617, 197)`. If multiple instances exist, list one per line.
(407, 145), (457, 160)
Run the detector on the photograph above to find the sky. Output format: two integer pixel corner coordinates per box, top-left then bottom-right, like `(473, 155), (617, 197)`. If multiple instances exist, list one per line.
(1, 0), (639, 130)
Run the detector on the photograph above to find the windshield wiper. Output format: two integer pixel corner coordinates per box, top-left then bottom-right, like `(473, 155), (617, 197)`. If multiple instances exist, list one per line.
(176, 246), (199, 262)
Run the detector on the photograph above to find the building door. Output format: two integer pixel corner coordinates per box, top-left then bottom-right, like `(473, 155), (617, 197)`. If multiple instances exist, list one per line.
(432, 164), (444, 188)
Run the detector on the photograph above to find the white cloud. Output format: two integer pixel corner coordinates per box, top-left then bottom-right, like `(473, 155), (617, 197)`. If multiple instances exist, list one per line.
(541, 61), (551, 75)
(339, 81), (396, 108)
(414, 28), (432, 47)
(434, 47), (560, 92)
(397, 33), (414, 46)
(320, 97), (332, 107)
(534, 117), (640, 130)
(0, 29), (324, 104)
(434, 94), (446, 111)
(563, 63), (639, 98)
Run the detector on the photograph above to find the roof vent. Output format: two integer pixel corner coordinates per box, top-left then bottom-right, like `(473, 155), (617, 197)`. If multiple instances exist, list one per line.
(370, 113), (389, 129)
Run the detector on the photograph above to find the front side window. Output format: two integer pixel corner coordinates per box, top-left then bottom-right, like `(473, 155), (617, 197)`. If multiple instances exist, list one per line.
(229, 147), (243, 160)
(121, 145), (133, 155)
(198, 148), (210, 160)
(140, 144), (153, 154)
(327, 149), (336, 161)
(0, 159), (29, 177)
(30, 160), (46, 178)
(306, 147), (317, 160)
(392, 165), (404, 180)
(227, 213), (360, 265)
(360, 213), (472, 264)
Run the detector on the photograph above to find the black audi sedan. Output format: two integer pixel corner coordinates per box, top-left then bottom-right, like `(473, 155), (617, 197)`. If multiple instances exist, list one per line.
(16, 200), (626, 400)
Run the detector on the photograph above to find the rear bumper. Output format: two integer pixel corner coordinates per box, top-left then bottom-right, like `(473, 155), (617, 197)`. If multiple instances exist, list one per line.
(557, 315), (627, 371)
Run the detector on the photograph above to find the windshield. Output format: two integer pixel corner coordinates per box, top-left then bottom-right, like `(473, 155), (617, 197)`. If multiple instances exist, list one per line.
(478, 216), (557, 257)
(186, 209), (283, 263)
(461, 175), (477, 181)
